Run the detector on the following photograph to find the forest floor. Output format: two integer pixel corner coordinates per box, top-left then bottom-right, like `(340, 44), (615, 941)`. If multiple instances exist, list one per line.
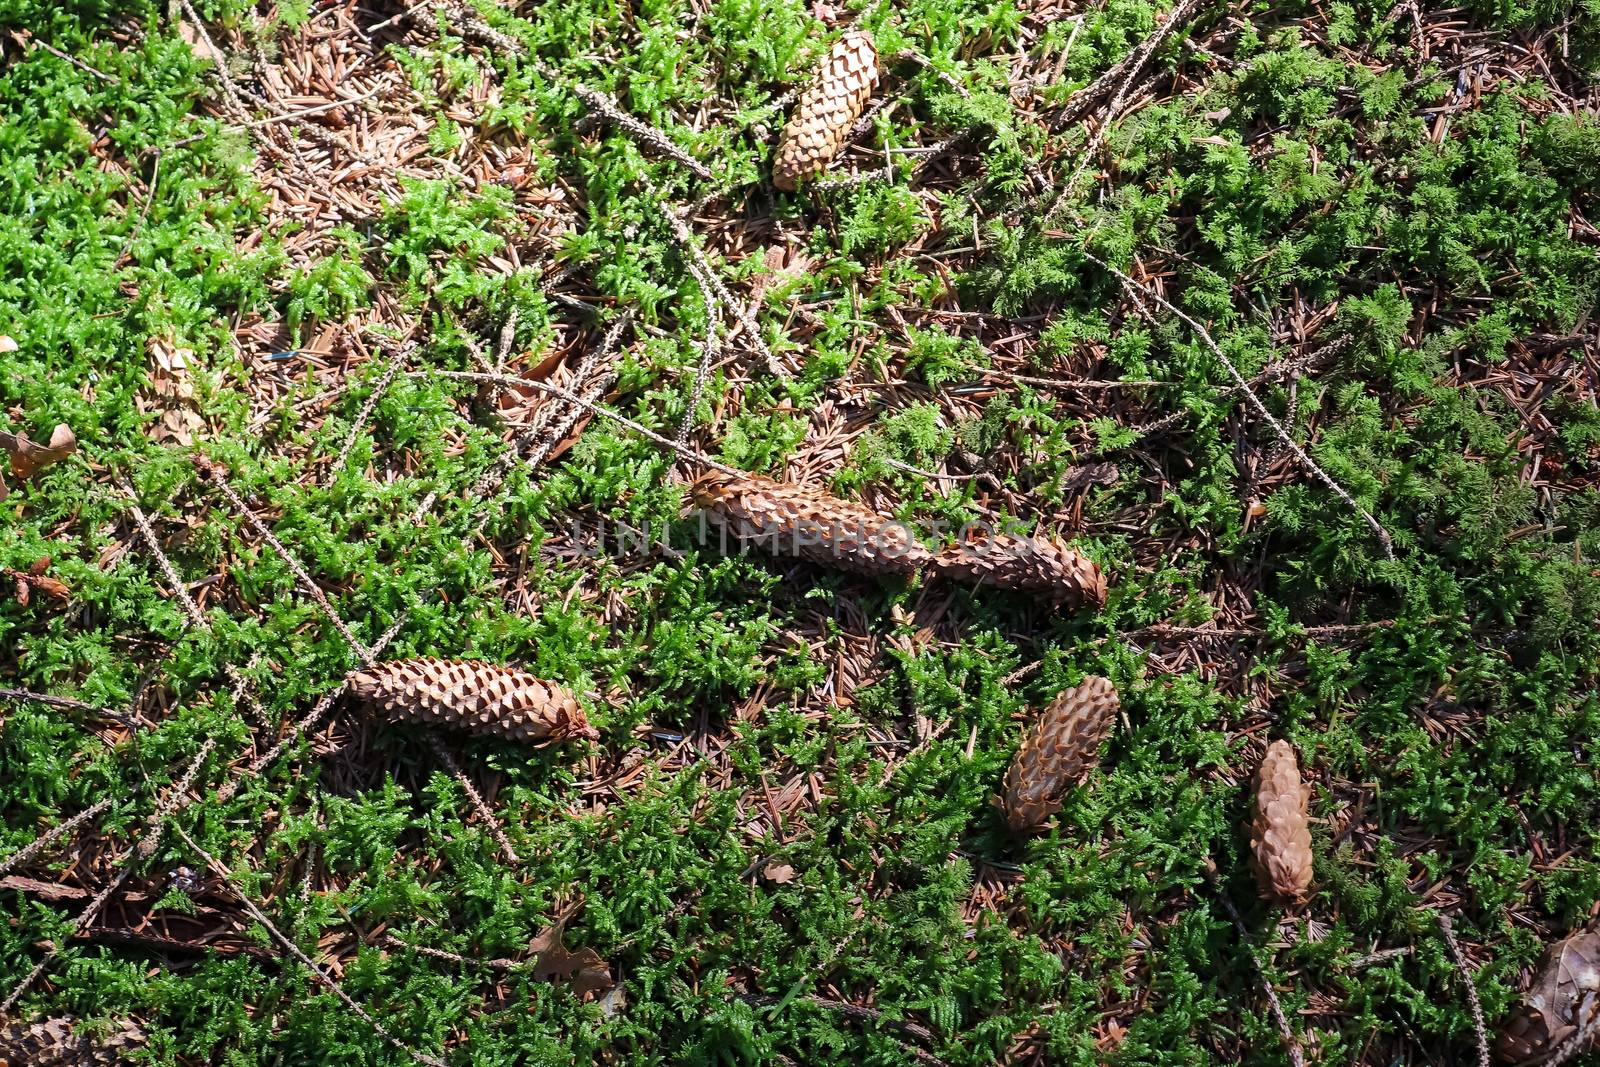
(1, 0), (1598, 1062)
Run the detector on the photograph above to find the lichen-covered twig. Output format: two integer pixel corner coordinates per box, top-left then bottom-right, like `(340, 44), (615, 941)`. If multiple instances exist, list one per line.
(426, 370), (746, 477)
(173, 824), (447, 1067)
(0, 796), (113, 878)
(1437, 914), (1491, 1067)
(1085, 252), (1396, 560)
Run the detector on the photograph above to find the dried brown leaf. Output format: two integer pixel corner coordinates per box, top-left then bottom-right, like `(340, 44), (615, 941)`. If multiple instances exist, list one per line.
(1498, 922), (1600, 1062)
(529, 923), (615, 998)
(762, 862), (798, 884)
(0, 423), (76, 480)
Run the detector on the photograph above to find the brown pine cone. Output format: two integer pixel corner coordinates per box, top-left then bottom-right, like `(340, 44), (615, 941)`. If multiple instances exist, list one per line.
(1002, 676), (1119, 833)
(772, 31), (879, 191)
(1248, 740), (1314, 902)
(688, 469), (932, 575)
(0, 1016), (145, 1066)
(1496, 922), (1600, 1063)
(932, 532), (1106, 608)
(346, 658), (597, 745)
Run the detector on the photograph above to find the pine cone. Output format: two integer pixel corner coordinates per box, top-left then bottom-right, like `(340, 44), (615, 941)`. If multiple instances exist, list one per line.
(1497, 922), (1600, 1062)
(688, 469), (933, 575)
(772, 31), (879, 191)
(932, 532), (1107, 608)
(346, 658), (597, 745)
(1248, 740), (1314, 902)
(1002, 676), (1119, 833)
(0, 1016), (145, 1066)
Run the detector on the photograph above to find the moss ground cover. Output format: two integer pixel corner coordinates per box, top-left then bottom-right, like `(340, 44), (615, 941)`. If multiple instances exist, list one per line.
(0, 0), (1597, 1062)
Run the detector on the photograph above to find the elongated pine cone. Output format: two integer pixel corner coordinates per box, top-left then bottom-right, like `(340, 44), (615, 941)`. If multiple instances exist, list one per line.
(1497, 921), (1600, 1063)
(1002, 676), (1119, 833)
(772, 31), (879, 191)
(1249, 740), (1314, 902)
(688, 469), (932, 575)
(933, 532), (1107, 608)
(0, 1016), (145, 1066)
(346, 658), (596, 745)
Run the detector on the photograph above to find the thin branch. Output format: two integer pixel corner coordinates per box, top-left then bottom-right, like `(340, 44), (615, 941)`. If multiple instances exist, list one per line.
(135, 738), (218, 860)
(676, 262), (722, 449)
(425, 736), (520, 864)
(333, 345), (411, 473)
(119, 479), (207, 629)
(0, 689), (125, 722)
(120, 480), (273, 725)
(213, 610), (409, 805)
(1544, 1005), (1600, 1067)
(0, 737), (214, 1011)
(171, 825), (447, 1067)
(1203, 864), (1307, 1067)
(0, 866), (135, 1013)
(177, 0), (251, 118)
(423, 4), (713, 180)
(1048, 0), (1204, 131)
(1342, 945), (1414, 970)
(0, 797), (114, 878)
(380, 933), (525, 970)
(1437, 914), (1491, 1067)
(195, 458), (376, 662)
(423, 370), (746, 477)
(1047, 0), (1202, 218)
(654, 196), (786, 378)
(12, 31), (114, 82)
(1084, 251), (1396, 560)
(520, 312), (633, 472)
(1124, 619), (1396, 640)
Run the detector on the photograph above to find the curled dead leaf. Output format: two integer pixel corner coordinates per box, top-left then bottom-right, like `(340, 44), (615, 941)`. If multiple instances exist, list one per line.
(529, 922), (614, 998)
(8, 557), (70, 607)
(0, 423), (76, 479)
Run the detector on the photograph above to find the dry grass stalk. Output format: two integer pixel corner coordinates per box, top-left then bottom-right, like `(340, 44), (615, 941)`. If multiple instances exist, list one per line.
(773, 32), (880, 191)
(1002, 675), (1119, 833)
(346, 658), (597, 745)
(1249, 740), (1314, 902)
(688, 468), (934, 575)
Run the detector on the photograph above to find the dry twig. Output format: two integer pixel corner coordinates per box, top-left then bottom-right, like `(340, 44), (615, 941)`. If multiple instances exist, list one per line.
(0, 797), (113, 879)
(1437, 914), (1492, 1067)
(1085, 252), (1396, 560)
(1203, 863), (1307, 1067)
(172, 825), (447, 1067)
